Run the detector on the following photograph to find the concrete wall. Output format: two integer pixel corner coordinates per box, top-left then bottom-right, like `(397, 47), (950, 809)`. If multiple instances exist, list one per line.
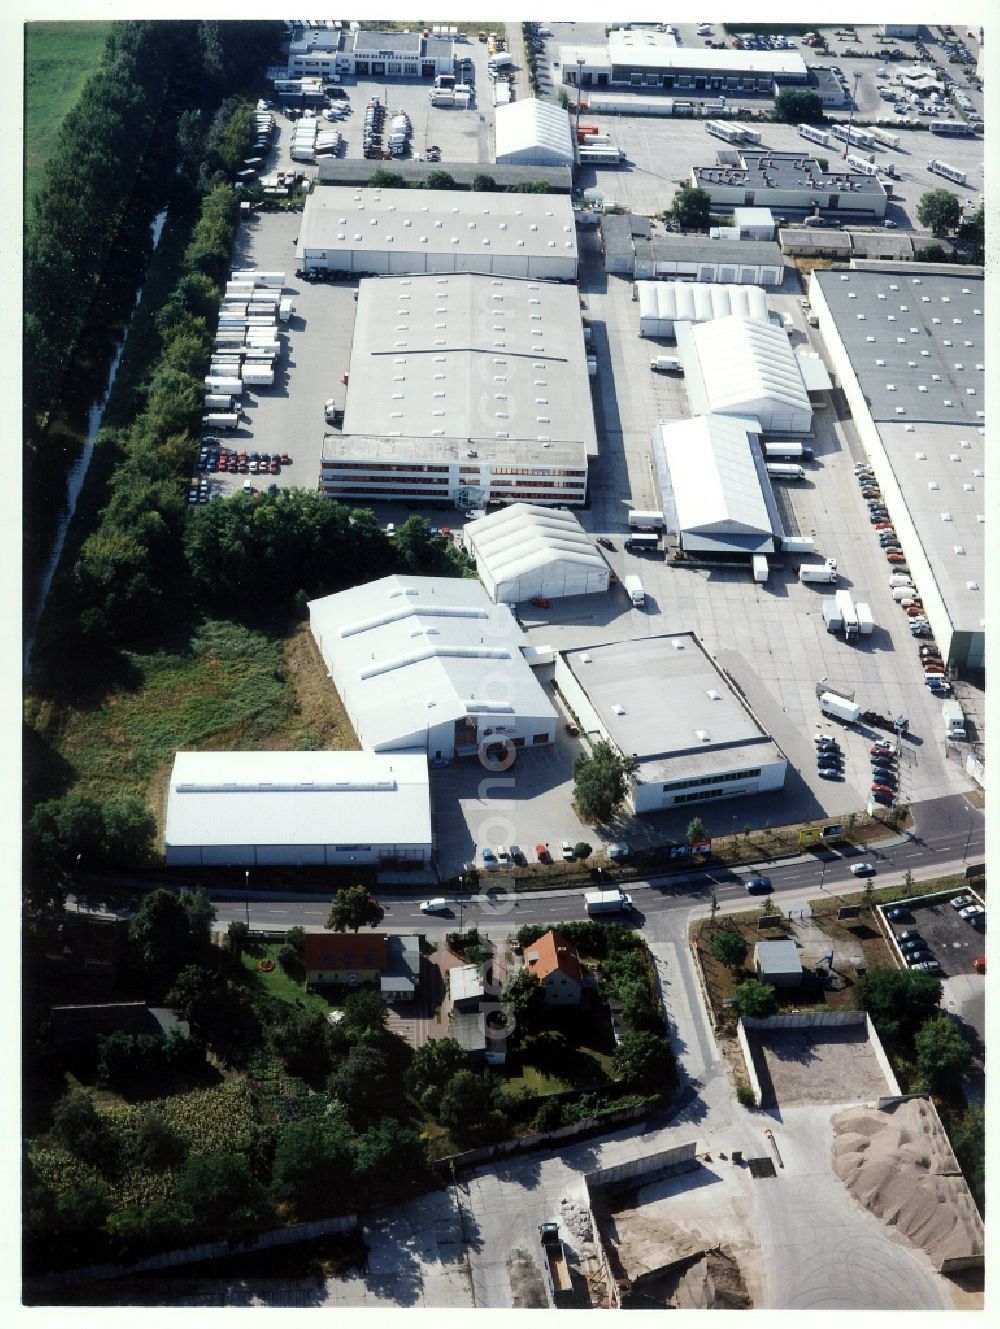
(27, 1213), (359, 1294)
(583, 1139), (699, 1190)
(736, 1019), (764, 1105)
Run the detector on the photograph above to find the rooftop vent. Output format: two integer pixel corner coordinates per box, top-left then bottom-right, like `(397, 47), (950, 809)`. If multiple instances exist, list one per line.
(953, 546), (966, 555)
(914, 451), (927, 460)
(940, 512), (952, 521)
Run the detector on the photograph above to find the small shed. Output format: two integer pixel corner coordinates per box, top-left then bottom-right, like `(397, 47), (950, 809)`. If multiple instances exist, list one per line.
(754, 939), (803, 988)
(449, 963), (485, 1011)
(733, 206), (775, 241)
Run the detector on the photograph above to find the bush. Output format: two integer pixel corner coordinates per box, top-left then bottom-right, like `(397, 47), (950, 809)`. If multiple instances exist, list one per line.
(573, 841), (593, 860)
(732, 980), (778, 1019)
(277, 943), (301, 976)
(534, 1097), (565, 1132)
(736, 1085), (756, 1108)
(711, 930), (749, 971)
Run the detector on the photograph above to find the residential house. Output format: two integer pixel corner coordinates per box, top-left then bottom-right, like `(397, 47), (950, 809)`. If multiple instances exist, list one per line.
(524, 930), (584, 1005)
(304, 931), (389, 987)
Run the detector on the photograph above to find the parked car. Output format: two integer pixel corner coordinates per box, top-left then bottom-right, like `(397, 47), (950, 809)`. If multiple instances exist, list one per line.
(596, 537), (615, 551)
(509, 845), (526, 865)
(535, 843), (551, 864)
(482, 847), (498, 869)
(850, 862), (876, 877)
(561, 840), (575, 860)
(886, 907), (912, 922)
(898, 930), (921, 942)
(496, 846), (511, 868)
(814, 733), (838, 746)
(872, 783), (895, 796)
(818, 767), (841, 780)
(949, 894), (974, 911)
(531, 597), (551, 608)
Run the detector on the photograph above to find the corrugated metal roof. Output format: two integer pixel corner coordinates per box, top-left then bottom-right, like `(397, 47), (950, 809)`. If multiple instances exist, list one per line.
(495, 99), (574, 166)
(165, 751), (431, 851)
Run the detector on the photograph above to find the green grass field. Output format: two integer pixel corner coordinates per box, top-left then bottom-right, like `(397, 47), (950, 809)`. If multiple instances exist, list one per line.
(25, 21), (114, 209)
(239, 943), (335, 1016)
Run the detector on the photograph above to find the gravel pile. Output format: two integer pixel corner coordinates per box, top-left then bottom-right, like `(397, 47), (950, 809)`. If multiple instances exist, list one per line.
(559, 1198), (593, 1244)
(831, 1098), (984, 1269)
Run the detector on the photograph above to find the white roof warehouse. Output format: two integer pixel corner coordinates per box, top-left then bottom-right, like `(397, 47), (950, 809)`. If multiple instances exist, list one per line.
(296, 187), (579, 281)
(164, 751), (432, 867)
(309, 575), (557, 762)
(463, 504), (609, 603)
(553, 633), (787, 815)
(322, 273), (596, 509)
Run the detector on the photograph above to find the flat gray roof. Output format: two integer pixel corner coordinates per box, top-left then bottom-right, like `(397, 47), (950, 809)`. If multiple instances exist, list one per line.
(353, 29), (421, 53)
(342, 274), (597, 455)
(756, 939), (802, 975)
(315, 158), (573, 192)
(636, 235), (784, 267)
(561, 633), (784, 784)
(695, 150), (887, 201)
(298, 188), (578, 264)
(323, 432), (588, 470)
(875, 421), (984, 633)
(812, 268), (984, 424)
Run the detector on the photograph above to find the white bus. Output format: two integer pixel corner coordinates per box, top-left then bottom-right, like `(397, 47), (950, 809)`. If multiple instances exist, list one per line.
(798, 123), (831, 147)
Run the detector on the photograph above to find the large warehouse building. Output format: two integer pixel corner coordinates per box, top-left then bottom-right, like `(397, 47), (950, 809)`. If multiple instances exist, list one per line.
(554, 634), (787, 814)
(638, 283), (770, 338)
(296, 187), (579, 280)
(652, 413), (783, 556)
(309, 575), (558, 763)
(464, 504), (610, 603)
(164, 752), (432, 867)
(809, 266), (984, 669)
(559, 29), (807, 94)
(692, 150), (888, 221)
(494, 99), (574, 168)
(602, 217), (784, 285)
(321, 273), (595, 508)
(677, 315), (813, 434)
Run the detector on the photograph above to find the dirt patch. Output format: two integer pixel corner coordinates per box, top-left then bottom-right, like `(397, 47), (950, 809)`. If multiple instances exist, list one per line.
(748, 1023), (895, 1109)
(832, 1098), (985, 1270)
(629, 1247), (751, 1310)
(507, 1247), (548, 1308)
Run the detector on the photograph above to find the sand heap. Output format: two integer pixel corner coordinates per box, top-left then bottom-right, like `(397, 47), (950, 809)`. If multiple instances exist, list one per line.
(831, 1098), (984, 1270)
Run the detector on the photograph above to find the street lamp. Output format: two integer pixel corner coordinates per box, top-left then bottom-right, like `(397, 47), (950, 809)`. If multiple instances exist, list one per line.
(244, 869), (250, 928)
(575, 56), (585, 140)
(843, 72), (862, 159)
(963, 804), (974, 863)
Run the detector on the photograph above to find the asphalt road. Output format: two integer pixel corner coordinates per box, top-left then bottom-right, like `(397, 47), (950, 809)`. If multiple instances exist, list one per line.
(184, 794), (983, 935)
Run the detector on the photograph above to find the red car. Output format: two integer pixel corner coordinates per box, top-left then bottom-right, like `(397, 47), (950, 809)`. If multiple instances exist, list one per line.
(872, 783), (895, 796)
(874, 522), (894, 531)
(905, 605), (925, 617)
(281, 453), (292, 465)
(269, 461), (280, 474)
(886, 553), (907, 563)
(870, 744), (893, 757)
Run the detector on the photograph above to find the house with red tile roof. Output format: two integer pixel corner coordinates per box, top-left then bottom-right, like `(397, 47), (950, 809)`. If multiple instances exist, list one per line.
(523, 929), (584, 1005)
(304, 931), (389, 987)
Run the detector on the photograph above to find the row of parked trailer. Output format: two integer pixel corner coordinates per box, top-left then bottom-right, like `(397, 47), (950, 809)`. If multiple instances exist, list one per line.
(202, 270), (290, 427)
(290, 114), (343, 163)
(927, 158), (968, 185)
(705, 119), (763, 145)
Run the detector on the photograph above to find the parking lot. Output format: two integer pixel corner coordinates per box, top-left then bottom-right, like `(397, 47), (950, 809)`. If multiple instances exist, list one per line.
(883, 889), (985, 979)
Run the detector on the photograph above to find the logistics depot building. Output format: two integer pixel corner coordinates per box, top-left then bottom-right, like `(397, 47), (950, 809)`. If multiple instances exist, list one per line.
(554, 634), (787, 814)
(559, 28), (807, 95)
(463, 504), (609, 603)
(321, 272), (596, 508)
(164, 752), (431, 867)
(809, 266), (985, 669)
(693, 150), (888, 221)
(309, 575), (557, 763)
(296, 187), (579, 280)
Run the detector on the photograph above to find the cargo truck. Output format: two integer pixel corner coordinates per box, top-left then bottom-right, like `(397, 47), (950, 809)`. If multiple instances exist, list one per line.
(764, 442), (812, 460)
(819, 692), (861, 724)
(624, 575), (645, 607)
(242, 366), (275, 387)
(942, 699), (965, 739)
(799, 560), (838, 584)
(204, 394), (233, 410)
(855, 602), (874, 635)
(204, 377), (243, 395)
(835, 589), (859, 641)
(822, 597), (843, 632)
(628, 510), (665, 531)
(538, 1222), (572, 1301)
(585, 889), (634, 915)
(650, 355), (682, 373)
(202, 412), (240, 431)
(782, 534), (815, 554)
(766, 463), (806, 480)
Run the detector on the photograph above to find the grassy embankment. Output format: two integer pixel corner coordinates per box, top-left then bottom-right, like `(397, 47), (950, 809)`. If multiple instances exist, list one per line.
(25, 21), (114, 211)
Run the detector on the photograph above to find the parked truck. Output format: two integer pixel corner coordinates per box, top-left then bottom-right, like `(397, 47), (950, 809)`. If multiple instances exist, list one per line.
(538, 1222), (572, 1301)
(835, 589), (859, 641)
(766, 462), (806, 481)
(624, 575), (645, 607)
(822, 597), (843, 633)
(628, 510), (665, 531)
(764, 441), (813, 460)
(585, 889), (634, 916)
(799, 559), (838, 584)
(650, 355), (682, 373)
(942, 699), (966, 740)
(820, 691), (861, 724)
(202, 411), (241, 431)
(855, 602), (874, 636)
